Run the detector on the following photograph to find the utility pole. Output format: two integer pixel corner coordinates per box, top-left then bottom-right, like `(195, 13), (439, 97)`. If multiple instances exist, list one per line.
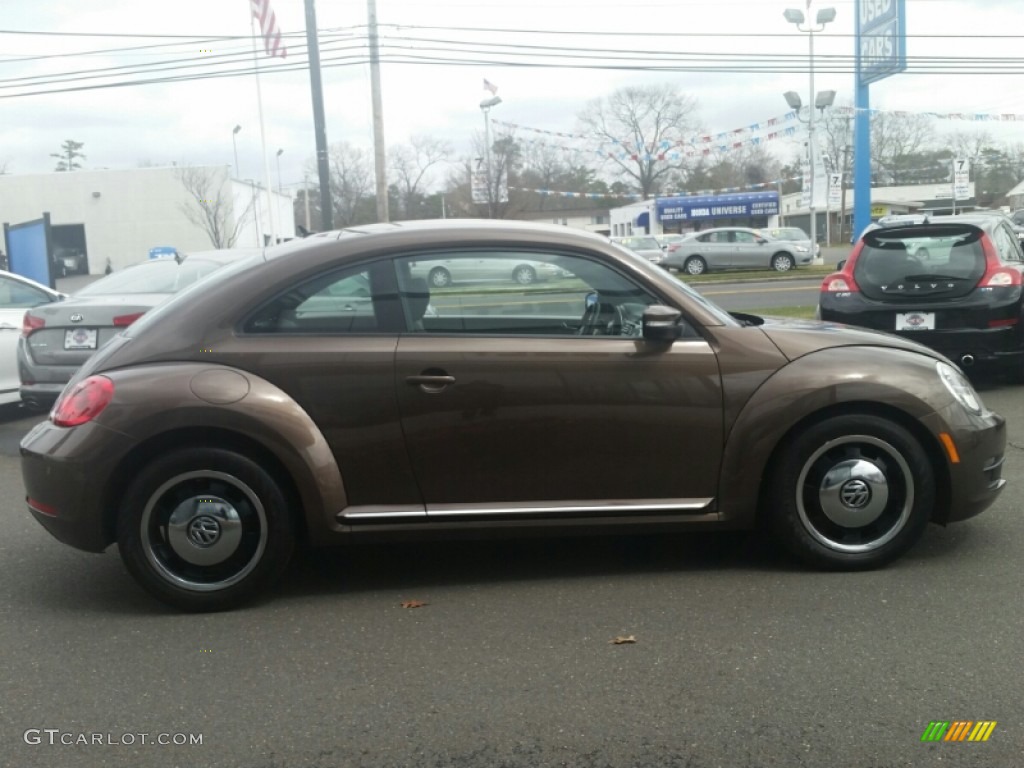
(367, 0), (389, 222)
(839, 144), (851, 245)
(304, 0), (332, 230)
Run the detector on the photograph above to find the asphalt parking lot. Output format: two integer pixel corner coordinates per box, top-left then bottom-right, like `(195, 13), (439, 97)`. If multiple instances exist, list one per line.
(0, 376), (1022, 767)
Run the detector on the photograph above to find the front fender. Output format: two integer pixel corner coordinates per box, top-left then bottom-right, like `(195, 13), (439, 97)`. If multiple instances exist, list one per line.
(96, 363), (347, 544)
(716, 347), (953, 525)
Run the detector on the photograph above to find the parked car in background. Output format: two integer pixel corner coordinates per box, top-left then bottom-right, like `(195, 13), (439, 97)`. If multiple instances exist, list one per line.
(611, 235), (665, 265)
(661, 226), (813, 275)
(0, 271), (65, 407)
(654, 233), (686, 251)
(763, 226), (820, 259)
(408, 255), (568, 287)
(818, 213), (1024, 377)
(20, 220), (1006, 611)
(18, 248), (261, 411)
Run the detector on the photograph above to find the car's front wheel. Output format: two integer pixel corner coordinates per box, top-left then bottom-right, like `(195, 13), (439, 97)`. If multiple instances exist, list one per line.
(117, 448), (295, 611)
(771, 253), (794, 272)
(769, 415), (934, 570)
(683, 256), (707, 276)
(428, 267), (451, 288)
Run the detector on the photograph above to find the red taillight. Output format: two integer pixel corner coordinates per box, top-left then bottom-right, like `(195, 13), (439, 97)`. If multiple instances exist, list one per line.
(112, 312), (145, 327)
(821, 272), (860, 293)
(978, 235), (1022, 287)
(27, 498), (58, 517)
(22, 314), (45, 337)
(988, 318), (1019, 328)
(51, 375), (114, 428)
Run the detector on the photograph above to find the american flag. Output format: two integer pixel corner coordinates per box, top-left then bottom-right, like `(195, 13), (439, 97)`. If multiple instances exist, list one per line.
(250, 0), (287, 59)
(483, 78), (498, 95)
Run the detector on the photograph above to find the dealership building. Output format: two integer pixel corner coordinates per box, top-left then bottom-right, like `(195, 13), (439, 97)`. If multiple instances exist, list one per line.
(0, 166), (293, 277)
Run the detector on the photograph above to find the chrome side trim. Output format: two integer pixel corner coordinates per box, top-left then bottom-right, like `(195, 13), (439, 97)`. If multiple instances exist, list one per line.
(426, 499), (712, 517)
(339, 505), (427, 521)
(339, 499), (713, 523)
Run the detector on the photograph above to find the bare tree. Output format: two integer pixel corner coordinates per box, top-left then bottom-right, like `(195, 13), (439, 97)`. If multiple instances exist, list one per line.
(326, 142), (375, 226)
(51, 139), (86, 172)
(870, 112), (935, 177)
(577, 84), (700, 198)
(389, 135), (452, 219)
(176, 165), (252, 249)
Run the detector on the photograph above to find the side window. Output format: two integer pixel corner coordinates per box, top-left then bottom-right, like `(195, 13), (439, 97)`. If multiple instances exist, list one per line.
(993, 224), (1021, 262)
(393, 251), (659, 337)
(0, 277), (52, 309)
(734, 231), (755, 244)
(243, 262), (399, 334)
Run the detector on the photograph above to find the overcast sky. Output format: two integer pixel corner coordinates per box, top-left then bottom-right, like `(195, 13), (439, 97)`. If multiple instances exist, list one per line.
(3, 0), (1023, 195)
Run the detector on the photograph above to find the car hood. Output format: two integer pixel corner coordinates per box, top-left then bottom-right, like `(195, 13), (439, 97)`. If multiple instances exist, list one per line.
(752, 315), (949, 364)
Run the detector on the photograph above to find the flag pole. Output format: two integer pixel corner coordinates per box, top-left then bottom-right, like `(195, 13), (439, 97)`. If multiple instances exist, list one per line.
(249, 15), (278, 247)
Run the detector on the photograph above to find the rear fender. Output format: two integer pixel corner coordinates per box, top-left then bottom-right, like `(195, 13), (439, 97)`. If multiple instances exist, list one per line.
(96, 363), (347, 545)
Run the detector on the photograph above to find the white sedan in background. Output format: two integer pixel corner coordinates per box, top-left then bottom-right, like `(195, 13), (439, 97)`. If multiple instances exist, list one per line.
(0, 271), (66, 406)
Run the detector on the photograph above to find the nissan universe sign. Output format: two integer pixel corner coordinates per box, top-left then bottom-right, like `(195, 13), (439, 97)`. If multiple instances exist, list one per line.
(857, 0), (906, 86)
(656, 192), (779, 223)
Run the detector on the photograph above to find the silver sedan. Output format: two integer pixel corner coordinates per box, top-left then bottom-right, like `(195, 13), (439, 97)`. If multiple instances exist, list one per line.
(662, 227), (813, 275)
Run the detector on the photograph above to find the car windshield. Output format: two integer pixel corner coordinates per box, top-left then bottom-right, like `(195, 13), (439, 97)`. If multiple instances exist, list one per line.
(123, 255), (262, 337)
(75, 258), (232, 296)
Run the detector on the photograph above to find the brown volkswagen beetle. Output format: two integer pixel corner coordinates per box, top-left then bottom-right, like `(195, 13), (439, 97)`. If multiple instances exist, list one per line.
(21, 220), (1006, 611)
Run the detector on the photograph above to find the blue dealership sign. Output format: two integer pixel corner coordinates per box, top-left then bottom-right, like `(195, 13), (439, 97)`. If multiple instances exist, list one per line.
(857, 0), (907, 86)
(656, 191), (779, 223)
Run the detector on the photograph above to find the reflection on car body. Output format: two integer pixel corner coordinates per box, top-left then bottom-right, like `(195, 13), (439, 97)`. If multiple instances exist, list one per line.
(408, 254), (568, 287)
(20, 219), (1007, 611)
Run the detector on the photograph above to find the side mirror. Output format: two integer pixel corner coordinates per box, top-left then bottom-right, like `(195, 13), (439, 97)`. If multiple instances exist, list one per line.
(642, 305), (683, 342)
(836, 259), (846, 270)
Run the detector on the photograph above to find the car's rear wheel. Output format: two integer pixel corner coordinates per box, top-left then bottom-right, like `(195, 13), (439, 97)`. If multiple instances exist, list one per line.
(771, 253), (794, 272)
(428, 267), (451, 288)
(769, 415), (933, 570)
(513, 265), (536, 285)
(117, 448), (295, 611)
(683, 256), (707, 276)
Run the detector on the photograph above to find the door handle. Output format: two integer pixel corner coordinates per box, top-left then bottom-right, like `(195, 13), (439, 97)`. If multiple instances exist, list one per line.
(406, 374), (455, 393)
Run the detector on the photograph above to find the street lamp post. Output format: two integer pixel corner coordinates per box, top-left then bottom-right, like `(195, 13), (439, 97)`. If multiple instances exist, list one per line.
(784, 4), (836, 265)
(479, 95), (502, 218)
(275, 148), (284, 194)
(232, 125), (242, 179)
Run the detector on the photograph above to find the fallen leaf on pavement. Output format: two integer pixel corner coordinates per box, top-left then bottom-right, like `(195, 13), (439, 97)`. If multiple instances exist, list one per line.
(401, 600), (428, 609)
(610, 635), (637, 644)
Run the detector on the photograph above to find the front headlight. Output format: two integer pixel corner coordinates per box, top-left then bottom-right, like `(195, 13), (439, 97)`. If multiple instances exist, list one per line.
(936, 361), (982, 414)
(794, 245), (809, 253)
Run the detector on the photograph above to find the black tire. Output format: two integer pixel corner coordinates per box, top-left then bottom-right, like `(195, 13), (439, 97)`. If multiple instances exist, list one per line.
(513, 265), (536, 285)
(428, 267), (451, 288)
(116, 448), (295, 611)
(768, 415), (934, 570)
(683, 256), (707, 276)
(771, 252), (794, 272)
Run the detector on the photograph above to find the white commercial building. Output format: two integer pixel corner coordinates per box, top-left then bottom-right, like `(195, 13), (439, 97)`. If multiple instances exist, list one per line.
(0, 166), (293, 274)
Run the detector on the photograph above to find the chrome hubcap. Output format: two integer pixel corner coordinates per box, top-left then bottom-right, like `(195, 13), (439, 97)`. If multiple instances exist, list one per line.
(796, 435), (913, 553)
(140, 471), (268, 592)
(167, 496), (244, 566)
(818, 459), (888, 527)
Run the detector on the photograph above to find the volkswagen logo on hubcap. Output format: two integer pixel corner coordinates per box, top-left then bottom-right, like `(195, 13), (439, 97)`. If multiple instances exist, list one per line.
(186, 515), (222, 547)
(839, 479), (872, 509)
